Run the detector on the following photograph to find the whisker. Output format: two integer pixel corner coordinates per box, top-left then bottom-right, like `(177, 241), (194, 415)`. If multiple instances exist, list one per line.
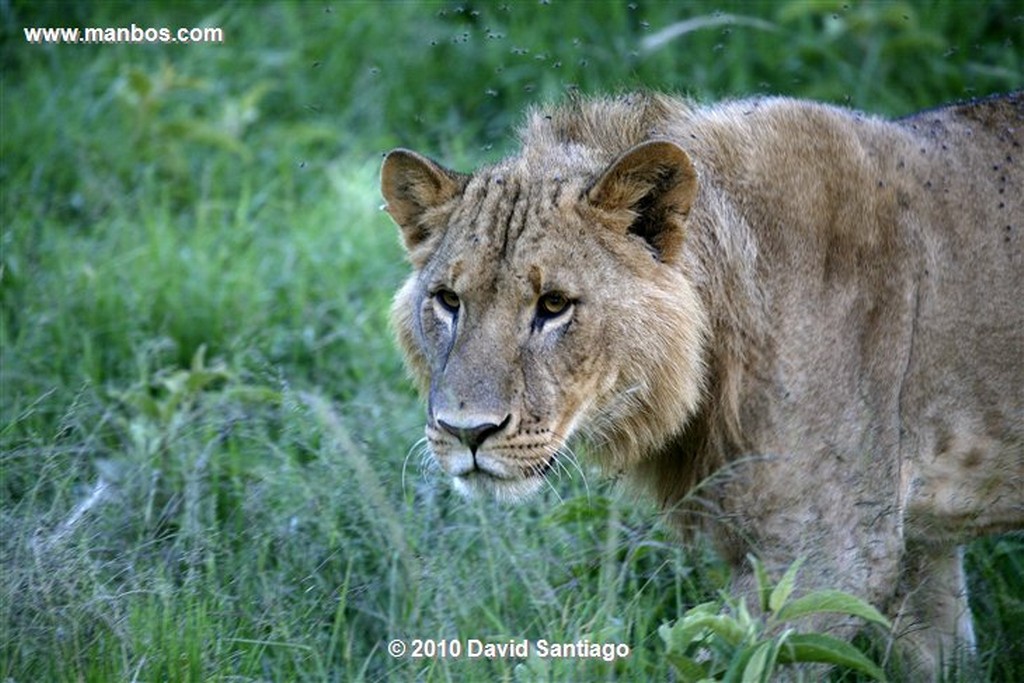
(532, 453), (564, 505)
(417, 443), (437, 479)
(564, 445), (592, 503)
(550, 435), (591, 504)
(401, 435), (430, 497)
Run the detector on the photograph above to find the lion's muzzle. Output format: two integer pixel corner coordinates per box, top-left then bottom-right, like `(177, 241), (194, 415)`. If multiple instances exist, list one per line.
(436, 413), (511, 455)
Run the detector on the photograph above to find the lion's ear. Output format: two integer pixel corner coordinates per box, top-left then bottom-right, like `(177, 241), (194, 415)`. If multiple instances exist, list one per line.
(587, 140), (697, 261)
(381, 149), (465, 251)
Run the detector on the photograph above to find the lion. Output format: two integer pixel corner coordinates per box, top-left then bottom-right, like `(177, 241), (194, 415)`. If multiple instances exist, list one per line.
(380, 91), (1024, 678)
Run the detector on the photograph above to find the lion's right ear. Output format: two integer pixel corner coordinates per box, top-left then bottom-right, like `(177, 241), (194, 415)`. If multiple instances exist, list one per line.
(587, 140), (697, 263)
(380, 149), (465, 251)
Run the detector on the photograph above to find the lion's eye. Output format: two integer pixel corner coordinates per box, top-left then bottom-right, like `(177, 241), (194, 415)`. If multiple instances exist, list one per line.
(537, 292), (571, 319)
(435, 288), (460, 314)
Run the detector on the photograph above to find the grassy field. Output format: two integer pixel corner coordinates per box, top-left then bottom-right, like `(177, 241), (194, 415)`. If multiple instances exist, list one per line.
(2, 1), (1022, 680)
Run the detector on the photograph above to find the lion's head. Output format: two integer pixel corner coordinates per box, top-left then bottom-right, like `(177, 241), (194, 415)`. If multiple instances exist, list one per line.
(381, 103), (710, 502)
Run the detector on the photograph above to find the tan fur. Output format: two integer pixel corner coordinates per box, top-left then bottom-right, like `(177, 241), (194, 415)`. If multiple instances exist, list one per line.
(381, 91), (1024, 678)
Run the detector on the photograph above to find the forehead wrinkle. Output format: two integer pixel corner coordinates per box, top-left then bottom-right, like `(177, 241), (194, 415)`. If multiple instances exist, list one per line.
(435, 174), (502, 294)
(454, 175), (498, 243)
(448, 167), (592, 298)
(458, 172), (524, 256)
(506, 176), (567, 268)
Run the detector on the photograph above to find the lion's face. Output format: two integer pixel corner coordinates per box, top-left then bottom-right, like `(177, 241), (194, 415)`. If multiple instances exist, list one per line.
(382, 141), (709, 501)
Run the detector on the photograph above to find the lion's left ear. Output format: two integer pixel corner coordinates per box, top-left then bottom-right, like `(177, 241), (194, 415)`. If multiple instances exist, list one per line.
(381, 149), (467, 252)
(587, 140), (697, 262)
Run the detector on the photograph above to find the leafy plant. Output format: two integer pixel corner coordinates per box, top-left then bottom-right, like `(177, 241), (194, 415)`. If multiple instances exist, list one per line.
(660, 556), (891, 682)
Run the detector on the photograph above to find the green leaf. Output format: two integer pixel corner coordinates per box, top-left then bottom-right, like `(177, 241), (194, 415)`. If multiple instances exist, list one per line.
(768, 557), (804, 613)
(661, 612), (732, 654)
(660, 620), (696, 654)
(692, 614), (748, 648)
(749, 555), (771, 613)
(720, 643), (756, 683)
(774, 590), (891, 628)
(777, 633), (887, 681)
(665, 651), (711, 682)
(741, 639), (779, 683)
(734, 596), (755, 632)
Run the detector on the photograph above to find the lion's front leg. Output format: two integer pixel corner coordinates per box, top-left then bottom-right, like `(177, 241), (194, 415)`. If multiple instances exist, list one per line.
(712, 455), (908, 672)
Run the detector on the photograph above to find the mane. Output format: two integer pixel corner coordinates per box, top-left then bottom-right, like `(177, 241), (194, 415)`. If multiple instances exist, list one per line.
(518, 92), (695, 162)
(637, 183), (771, 536)
(522, 93), (771, 530)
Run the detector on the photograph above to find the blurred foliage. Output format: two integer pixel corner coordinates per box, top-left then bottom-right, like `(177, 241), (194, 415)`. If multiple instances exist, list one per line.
(661, 557), (891, 681)
(7, 1), (1022, 184)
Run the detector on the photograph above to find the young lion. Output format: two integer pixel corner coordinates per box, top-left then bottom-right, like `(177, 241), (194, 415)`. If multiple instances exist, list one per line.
(380, 91), (1024, 678)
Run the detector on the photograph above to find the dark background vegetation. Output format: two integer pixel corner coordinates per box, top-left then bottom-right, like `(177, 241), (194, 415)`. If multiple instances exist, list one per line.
(2, 1), (1022, 680)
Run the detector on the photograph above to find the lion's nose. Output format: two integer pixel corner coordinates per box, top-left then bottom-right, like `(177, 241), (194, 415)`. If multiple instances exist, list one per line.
(437, 415), (510, 453)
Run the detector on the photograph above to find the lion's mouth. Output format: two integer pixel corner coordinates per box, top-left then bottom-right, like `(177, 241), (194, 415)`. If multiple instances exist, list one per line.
(426, 421), (565, 502)
(448, 457), (554, 502)
(450, 456), (553, 479)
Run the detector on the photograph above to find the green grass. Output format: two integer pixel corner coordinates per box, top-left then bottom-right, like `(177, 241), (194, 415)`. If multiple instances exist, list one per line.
(2, 1), (1022, 681)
